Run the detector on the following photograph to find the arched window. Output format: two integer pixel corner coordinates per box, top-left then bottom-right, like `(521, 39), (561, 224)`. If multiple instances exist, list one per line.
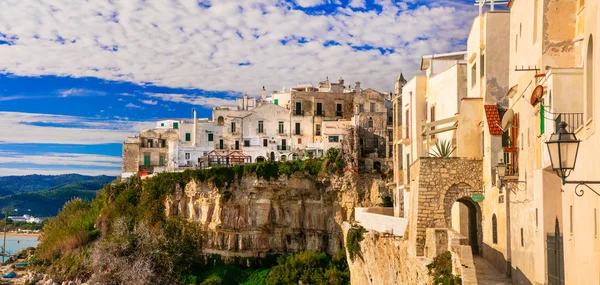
(217, 116), (224, 126)
(586, 36), (594, 121)
(492, 214), (498, 244)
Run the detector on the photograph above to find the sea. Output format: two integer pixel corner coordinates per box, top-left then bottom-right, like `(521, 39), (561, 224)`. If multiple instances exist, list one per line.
(1, 235), (39, 262)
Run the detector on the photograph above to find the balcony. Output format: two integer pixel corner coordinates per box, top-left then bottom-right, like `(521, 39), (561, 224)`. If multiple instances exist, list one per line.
(294, 110), (305, 116)
(336, 111), (343, 117)
(294, 130), (303, 136)
(277, 145), (289, 151)
(315, 110), (325, 116)
(554, 112), (584, 133)
(277, 129), (287, 135)
(256, 128), (266, 134)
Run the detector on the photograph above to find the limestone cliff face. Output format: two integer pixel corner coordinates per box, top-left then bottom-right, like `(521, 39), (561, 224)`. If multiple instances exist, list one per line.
(164, 172), (390, 261)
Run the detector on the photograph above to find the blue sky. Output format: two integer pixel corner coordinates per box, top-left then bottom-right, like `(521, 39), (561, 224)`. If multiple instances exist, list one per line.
(0, 0), (483, 176)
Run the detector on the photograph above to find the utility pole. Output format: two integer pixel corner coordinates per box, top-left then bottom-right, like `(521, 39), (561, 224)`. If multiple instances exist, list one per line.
(2, 210), (7, 263)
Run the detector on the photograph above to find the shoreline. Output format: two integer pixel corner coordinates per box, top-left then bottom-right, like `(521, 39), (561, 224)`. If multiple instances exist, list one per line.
(2, 233), (40, 238)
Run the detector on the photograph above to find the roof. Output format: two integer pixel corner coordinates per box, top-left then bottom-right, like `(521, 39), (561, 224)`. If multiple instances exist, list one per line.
(484, 105), (503, 135)
(420, 51), (467, 70)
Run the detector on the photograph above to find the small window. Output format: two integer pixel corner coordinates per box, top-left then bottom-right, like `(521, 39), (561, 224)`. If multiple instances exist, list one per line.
(258, 121), (264, 133)
(279, 121), (284, 134)
(235, 140), (240, 150)
(298, 138), (302, 144)
(244, 140), (250, 147)
(480, 54), (485, 78)
(471, 63), (477, 87)
(161, 123), (164, 127)
(161, 139), (166, 148)
(336, 103), (343, 116)
(316, 124), (321, 136)
(185, 133), (191, 141)
(295, 122), (301, 135)
(159, 155), (166, 166)
(370, 103), (375, 112)
(208, 133), (213, 141)
(295, 102), (302, 115)
(492, 214), (498, 244)
(359, 104), (364, 113)
(173, 122), (179, 129)
(329, 136), (339, 142)
(274, 99), (279, 105)
(231, 122), (236, 133)
(143, 154), (150, 166)
(263, 138), (268, 147)
(316, 102), (323, 115)
(185, 153), (190, 160)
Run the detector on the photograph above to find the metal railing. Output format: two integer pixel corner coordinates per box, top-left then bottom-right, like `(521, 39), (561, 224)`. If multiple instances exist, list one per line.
(315, 110), (325, 116)
(554, 113), (584, 133)
(277, 145), (289, 151)
(294, 110), (305, 115)
(256, 128), (266, 133)
(336, 111), (343, 116)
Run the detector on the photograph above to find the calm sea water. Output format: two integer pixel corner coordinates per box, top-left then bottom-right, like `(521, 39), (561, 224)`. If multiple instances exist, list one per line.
(0, 235), (39, 262)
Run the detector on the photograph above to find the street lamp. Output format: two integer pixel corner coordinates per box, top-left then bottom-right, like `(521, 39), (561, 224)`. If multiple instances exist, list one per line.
(545, 122), (600, 196)
(495, 160), (526, 189)
(495, 162), (506, 181)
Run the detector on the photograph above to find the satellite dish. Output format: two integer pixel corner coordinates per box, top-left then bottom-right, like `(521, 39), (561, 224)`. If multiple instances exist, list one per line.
(530, 85), (544, 106)
(501, 109), (514, 131)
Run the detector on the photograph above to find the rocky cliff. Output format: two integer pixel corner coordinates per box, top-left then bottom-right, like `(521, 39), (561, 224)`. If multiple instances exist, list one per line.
(164, 171), (390, 261)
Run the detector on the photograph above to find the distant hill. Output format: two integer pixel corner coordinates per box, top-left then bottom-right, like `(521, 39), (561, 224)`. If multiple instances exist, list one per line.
(0, 174), (115, 217)
(0, 174), (115, 195)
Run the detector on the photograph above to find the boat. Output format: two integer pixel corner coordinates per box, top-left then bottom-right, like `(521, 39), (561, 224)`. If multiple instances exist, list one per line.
(3, 271), (16, 278)
(14, 262), (27, 268)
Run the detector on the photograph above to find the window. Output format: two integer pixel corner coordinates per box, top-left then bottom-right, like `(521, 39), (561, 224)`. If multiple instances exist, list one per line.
(328, 136), (339, 142)
(492, 214), (498, 244)
(370, 103), (375, 112)
(235, 140), (240, 150)
(208, 133), (213, 141)
(173, 122), (179, 129)
(298, 138), (302, 144)
(388, 116), (392, 124)
(281, 139), (287, 149)
(147, 139), (153, 148)
(336, 103), (343, 116)
(471, 63), (477, 87)
(586, 36), (594, 121)
(217, 116), (224, 126)
(185, 153), (190, 160)
(405, 110), (410, 138)
(244, 140), (250, 147)
(258, 121), (264, 133)
(295, 102), (302, 115)
(316, 124), (321, 136)
(263, 138), (268, 147)
(430, 105), (436, 139)
(274, 99), (278, 105)
(295, 122), (301, 135)
(185, 133), (191, 141)
(279, 121), (284, 134)
(368, 117), (374, 128)
(144, 154), (150, 166)
(231, 122), (236, 133)
(316, 102), (323, 115)
(161, 123), (164, 127)
(480, 54), (485, 78)
(359, 104), (364, 113)
(161, 139), (166, 148)
(159, 155), (165, 166)
(219, 139), (224, 149)
(521, 228), (524, 247)
(406, 154), (410, 181)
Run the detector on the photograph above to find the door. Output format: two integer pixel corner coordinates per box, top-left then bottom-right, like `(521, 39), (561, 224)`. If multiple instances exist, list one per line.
(144, 155), (150, 166)
(219, 139), (224, 149)
(235, 140), (239, 150)
(296, 102), (302, 115)
(282, 139), (287, 150)
(270, 152), (275, 161)
(336, 104), (342, 116)
(547, 219), (565, 285)
(316, 103), (323, 115)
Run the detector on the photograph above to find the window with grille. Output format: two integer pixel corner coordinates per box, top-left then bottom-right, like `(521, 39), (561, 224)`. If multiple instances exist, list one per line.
(492, 214), (498, 244)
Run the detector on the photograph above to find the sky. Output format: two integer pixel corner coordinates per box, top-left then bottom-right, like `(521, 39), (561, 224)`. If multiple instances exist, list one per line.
(0, 0), (482, 176)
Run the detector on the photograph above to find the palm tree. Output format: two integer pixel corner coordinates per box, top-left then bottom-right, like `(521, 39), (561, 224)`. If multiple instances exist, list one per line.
(429, 140), (456, 158)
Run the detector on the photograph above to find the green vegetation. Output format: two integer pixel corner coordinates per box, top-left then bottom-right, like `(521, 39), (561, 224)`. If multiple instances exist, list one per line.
(265, 250), (349, 285)
(31, 159), (349, 283)
(426, 251), (462, 285)
(0, 174), (114, 195)
(380, 195), (393, 207)
(429, 140), (456, 158)
(0, 188), (98, 217)
(346, 224), (366, 262)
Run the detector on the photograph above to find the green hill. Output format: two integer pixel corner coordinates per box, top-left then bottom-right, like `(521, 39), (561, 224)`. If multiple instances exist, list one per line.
(0, 188), (99, 218)
(0, 174), (115, 195)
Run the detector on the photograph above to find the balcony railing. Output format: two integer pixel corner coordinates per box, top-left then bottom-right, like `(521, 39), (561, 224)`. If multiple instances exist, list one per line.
(256, 128), (266, 134)
(554, 113), (584, 133)
(277, 145), (289, 151)
(294, 110), (305, 116)
(278, 129), (287, 135)
(336, 111), (343, 117)
(294, 130), (302, 135)
(315, 110), (325, 116)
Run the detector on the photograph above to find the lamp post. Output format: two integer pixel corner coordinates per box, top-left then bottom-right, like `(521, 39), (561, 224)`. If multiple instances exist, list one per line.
(545, 122), (600, 196)
(495, 161), (526, 189)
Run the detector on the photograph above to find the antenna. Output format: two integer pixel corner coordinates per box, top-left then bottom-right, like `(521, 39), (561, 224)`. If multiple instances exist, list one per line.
(530, 85), (544, 106)
(500, 109), (514, 132)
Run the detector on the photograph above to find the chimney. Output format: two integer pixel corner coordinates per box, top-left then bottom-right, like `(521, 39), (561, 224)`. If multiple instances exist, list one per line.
(355, 81), (361, 91)
(192, 109), (197, 147)
(261, 86), (266, 101)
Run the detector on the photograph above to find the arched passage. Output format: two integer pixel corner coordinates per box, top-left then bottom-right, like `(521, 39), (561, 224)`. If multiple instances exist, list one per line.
(443, 182), (483, 255)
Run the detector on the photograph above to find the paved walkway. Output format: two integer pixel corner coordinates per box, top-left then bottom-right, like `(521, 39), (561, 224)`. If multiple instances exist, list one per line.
(473, 256), (513, 285)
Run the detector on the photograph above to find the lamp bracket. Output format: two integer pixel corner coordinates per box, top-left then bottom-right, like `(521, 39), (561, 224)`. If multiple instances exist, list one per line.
(564, 181), (600, 197)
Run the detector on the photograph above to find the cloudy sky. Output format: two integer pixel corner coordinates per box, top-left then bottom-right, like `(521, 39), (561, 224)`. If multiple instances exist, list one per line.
(0, 0), (482, 176)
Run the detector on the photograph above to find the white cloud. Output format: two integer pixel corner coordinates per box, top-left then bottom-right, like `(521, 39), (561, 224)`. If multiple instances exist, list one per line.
(295, 0), (326, 7)
(0, 151), (121, 168)
(0, 112), (153, 144)
(59, 88), (105, 97)
(146, 93), (236, 108)
(125, 103), (142, 109)
(0, 0), (476, 94)
(348, 0), (366, 8)
(139, 99), (158, 105)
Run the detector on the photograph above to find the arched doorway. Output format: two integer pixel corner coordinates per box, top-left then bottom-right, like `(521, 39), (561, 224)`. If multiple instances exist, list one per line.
(270, 152), (275, 161)
(291, 153), (299, 160)
(281, 155), (287, 161)
(444, 183), (482, 255)
(217, 116), (224, 126)
(256, 156), (265, 162)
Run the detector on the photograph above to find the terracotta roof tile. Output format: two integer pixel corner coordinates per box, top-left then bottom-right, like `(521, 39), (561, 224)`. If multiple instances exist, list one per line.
(484, 105), (503, 135)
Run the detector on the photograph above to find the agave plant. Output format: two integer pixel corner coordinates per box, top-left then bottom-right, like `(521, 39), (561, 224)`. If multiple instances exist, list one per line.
(429, 139), (456, 158)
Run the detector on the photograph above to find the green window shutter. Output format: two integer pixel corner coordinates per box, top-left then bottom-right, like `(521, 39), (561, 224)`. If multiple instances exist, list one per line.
(159, 156), (165, 166)
(144, 155), (150, 166)
(173, 122), (179, 129)
(185, 133), (191, 141)
(208, 133), (213, 141)
(274, 99), (279, 105)
(540, 104), (545, 135)
(161, 123), (164, 127)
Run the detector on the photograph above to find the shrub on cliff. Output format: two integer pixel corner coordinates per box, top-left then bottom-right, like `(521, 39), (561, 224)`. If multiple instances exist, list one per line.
(426, 251), (461, 285)
(265, 251), (349, 285)
(346, 225), (366, 262)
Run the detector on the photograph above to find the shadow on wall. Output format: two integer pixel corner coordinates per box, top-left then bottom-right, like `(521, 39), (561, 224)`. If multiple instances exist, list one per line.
(512, 266), (533, 285)
(481, 243), (511, 278)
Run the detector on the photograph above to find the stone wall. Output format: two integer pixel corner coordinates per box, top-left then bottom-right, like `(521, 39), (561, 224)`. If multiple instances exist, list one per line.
(409, 157), (483, 256)
(355, 207), (408, 236)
